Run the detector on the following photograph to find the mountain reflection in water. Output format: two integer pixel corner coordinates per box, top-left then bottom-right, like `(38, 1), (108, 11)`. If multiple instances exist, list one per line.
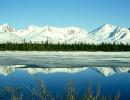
(0, 65), (130, 77)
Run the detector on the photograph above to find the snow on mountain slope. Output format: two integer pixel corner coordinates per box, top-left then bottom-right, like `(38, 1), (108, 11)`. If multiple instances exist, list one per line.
(89, 24), (130, 43)
(0, 24), (129, 44)
(0, 24), (15, 33)
(89, 24), (117, 41)
(21, 26), (88, 43)
(0, 24), (21, 43)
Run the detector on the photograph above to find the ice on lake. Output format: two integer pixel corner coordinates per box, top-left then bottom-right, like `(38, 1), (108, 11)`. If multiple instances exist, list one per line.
(0, 51), (130, 67)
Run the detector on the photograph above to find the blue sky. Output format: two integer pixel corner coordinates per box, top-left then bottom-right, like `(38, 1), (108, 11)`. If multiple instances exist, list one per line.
(0, 0), (130, 30)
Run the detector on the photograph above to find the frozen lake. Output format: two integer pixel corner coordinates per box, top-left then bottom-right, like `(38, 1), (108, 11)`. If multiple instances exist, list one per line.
(0, 51), (130, 67)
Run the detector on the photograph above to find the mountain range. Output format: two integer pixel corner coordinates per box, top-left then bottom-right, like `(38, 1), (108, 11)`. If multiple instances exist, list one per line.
(0, 24), (130, 44)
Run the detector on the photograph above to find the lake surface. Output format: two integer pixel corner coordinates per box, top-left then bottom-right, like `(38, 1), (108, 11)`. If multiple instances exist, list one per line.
(0, 51), (130, 100)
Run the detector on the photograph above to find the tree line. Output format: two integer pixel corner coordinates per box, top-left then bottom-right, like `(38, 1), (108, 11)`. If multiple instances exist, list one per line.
(0, 42), (130, 51)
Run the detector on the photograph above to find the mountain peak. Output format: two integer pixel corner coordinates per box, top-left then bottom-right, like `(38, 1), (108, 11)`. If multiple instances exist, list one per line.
(0, 23), (11, 28)
(101, 24), (116, 29)
(96, 24), (117, 33)
(90, 24), (116, 34)
(0, 23), (15, 32)
(3, 23), (9, 26)
(102, 24), (113, 27)
(26, 25), (41, 30)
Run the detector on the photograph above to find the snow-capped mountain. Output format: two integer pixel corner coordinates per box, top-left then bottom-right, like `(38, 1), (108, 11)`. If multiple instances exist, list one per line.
(0, 24), (130, 44)
(7, 24), (89, 43)
(0, 24), (21, 43)
(22, 26), (88, 43)
(89, 24), (130, 44)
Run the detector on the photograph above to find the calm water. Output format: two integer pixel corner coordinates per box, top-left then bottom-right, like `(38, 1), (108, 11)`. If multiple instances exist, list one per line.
(0, 52), (130, 100)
